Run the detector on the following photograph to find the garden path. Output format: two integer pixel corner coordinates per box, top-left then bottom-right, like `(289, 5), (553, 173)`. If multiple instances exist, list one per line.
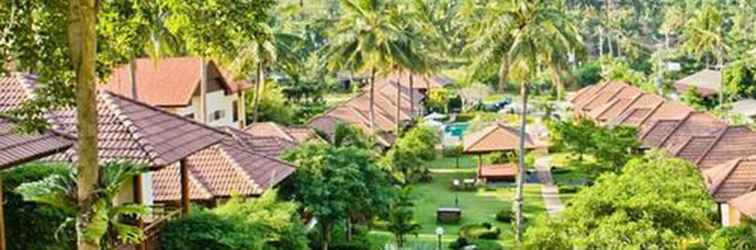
(535, 155), (564, 216)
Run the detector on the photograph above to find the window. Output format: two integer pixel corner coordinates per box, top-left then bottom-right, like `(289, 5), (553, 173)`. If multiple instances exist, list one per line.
(232, 101), (239, 122)
(211, 110), (225, 121)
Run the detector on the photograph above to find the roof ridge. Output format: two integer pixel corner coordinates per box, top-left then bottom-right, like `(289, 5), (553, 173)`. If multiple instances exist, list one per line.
(217, 144), (262, 194)
(637, 100), (665, 127)
(578, 82), (612, 111)
(463, 124), (499, 152)
(101, 92), (164, 165)
(657, 112), (693, 148)
(186, 163), (214, 199)
(613, 92), (645, 121)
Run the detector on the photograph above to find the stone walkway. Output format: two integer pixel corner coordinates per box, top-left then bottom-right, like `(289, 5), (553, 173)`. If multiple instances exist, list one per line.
(535, 156), (564, 216)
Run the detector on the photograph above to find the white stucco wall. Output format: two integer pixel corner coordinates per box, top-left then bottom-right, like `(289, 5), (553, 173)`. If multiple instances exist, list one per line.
(175, 90), (241, 128)
(114, 173), (155, 206)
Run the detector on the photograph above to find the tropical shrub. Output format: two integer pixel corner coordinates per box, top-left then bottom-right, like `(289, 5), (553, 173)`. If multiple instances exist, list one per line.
(427, 88), (450, 113)
(495, 207), (513, 223)
(707, 223), (756, 250)
(573, 61), (602, 87)
(524, 152), (716, 249)
(459, 223), (501, 240)
(382, 125), (440, 183)
(2, 163), (74, 250)
(162, 209), (253, 250)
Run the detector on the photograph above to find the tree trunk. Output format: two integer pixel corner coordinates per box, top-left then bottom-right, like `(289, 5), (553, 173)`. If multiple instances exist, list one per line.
(68, 0), (99, 249)
(718, 54), (724, 109)
(396, 71), (402, 136)
(200, 57), (209, 123)
(346, 217), (352, 242)
(252, 62), (264, 123)
(409, 74), (415, 119)
(369, 68), (376, 131)
(321, 223), (330, 250)
(514, 82), (528, 243)
(129, 59), (138, 100)
(598, 27), (604, 57)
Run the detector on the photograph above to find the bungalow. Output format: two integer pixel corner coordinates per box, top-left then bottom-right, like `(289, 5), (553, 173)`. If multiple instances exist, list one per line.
(673, 69), (722, 97)
(570, 80), (756, 227)
(730, 98), (756, 123)
(244, 122), (321, 144)
(103, 57), (252, 128)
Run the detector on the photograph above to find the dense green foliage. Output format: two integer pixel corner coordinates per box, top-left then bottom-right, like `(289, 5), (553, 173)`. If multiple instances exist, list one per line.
(524, 152), (716, 249)
(382, 124), (440, 183)
(162, 191), (308, 250)
(549, 117), (640, 175)
(2, 163), (75, 250)
(706, 222), (756, 250)
(282, 142), (394, 249)
(385, 186), (421, 248)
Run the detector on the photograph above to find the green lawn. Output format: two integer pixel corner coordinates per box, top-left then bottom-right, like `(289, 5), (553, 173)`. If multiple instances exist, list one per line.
(370, 157), (547, 249)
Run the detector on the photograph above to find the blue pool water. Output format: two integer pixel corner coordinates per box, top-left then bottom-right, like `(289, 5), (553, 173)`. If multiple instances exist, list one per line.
(444, 122), (470, 138)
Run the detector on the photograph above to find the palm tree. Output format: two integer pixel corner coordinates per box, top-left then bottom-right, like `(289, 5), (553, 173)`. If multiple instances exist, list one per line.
(465, 0), (582, 242)
(16, 163), (149, 249)
(233, 24), (278, 124)
(326, 0), (403, 132)
(683, 4), (727, 106)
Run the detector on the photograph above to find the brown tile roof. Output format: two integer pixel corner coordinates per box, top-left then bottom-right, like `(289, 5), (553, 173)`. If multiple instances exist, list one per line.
(728, 191), (756, 219)
(0, 74), (35, 112)
(244, 122), (319, 144)
(0, 117), (72, 169)
(224, 126), (298, 157)
(152, 135), (295, 202)
(377, 72), (454, 89)
(697, 126), (756, 169)
(658, 112), (727, 151)
(639, 120), (682, 148)
(610, 94), (665, 126)
(463, 122), (541, 153)
(44, 92), (228, 168)
(703, 157), (756, 202)
(102, 57), (251, 107)
(589, 87), (644, 123)
(674, 69), (721, 97)
(577, 81), (627, 113)
(307, 80), (424, 147)
(671, 135), (718, 163)
(637, 101), (693, 134)
(2, 74), (227, 168)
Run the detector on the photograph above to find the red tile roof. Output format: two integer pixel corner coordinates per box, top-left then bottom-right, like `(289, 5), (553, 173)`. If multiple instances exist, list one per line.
(610, 94), (665, 126)
(703, 157), (756, 202)
(639, 120), (682, 148)
(102, 57), (251, 107)
(697, 126), (756, 169)
(674, 69), (721, 97)
(658, 112), (726, 151)
(0, 117), (72, 169)
(224, 126), (298, 157)
(671, 135), (718, 163)
(577, 81), (627, 113)
(0, 74), (34, 112)
(463, 122), (541, 153)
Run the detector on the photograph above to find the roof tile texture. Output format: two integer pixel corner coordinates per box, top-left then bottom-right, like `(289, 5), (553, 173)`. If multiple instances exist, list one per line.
(0, 118), (72, 169)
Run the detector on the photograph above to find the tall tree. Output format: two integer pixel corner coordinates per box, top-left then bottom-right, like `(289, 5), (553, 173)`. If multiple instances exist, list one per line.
(165, 0), (276, 123)
(465, 0), (583, 242)
(683, 3), (727, 106)
(326, 0), (403, 132)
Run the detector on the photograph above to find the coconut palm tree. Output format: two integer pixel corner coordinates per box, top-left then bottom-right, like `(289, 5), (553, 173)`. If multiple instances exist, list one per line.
(683, 4), (727, 106)
(16, 163), (149, 249)
(325, 0), (403, 132)
(465, 0), (583, 242)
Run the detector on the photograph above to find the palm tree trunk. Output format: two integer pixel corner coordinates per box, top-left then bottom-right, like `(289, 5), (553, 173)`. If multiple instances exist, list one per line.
(409, 74), (415, 119)
(598, 27), (604, 57)
(718, 54), (724, 108)
(551, 66), (563, 100)
(68, 1), (99, 249)
(252, 62), (264, 123)
(200, 57), (209, 123)
(396, 71), (402, 135)
(369, 68), (376, 131)
(514, 82), (528, 243)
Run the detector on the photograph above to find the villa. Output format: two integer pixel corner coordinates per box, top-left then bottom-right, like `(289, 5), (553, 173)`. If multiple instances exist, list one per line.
(571, 81), (756, 226)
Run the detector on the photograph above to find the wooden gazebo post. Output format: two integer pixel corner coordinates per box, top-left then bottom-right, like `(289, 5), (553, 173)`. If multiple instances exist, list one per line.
(180, 159), (190, 215)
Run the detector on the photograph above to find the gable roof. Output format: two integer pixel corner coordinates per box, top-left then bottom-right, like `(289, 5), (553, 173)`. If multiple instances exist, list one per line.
(658, 112), (726, 151)
(224, 126), (299, 157)
(674, 69), (721, 97)
(703, 157), (756, 202)
(152, 133), (296, 202)
(102, 57), (251, 107)
(1, 74), (226, 169)
(697, 126), (756, 169)
(463, 122), (540, 153)
(0, 117), (72, 169)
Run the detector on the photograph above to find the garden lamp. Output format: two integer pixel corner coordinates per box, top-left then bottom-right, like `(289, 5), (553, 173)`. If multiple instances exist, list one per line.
(435, 227), (445, 250)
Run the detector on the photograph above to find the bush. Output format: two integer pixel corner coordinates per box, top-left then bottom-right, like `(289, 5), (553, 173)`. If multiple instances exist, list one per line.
(448, 237), (470, 250)
(162, 210), (255, 250)
(329, 241), (371, 250)
(707, 224), (755, 250)
(495, 208), (513, 223)
(449, 237), (503, 250)
(573, 61), (602, 88)
(442, 145), (463, 157)
(460, 223), (501, 240)
(3, 163), (75, 250)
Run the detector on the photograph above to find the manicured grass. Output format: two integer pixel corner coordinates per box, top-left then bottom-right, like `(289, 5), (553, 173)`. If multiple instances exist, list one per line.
(426, 155), (478, 170)
(483, 94), (508, 103)
(370, 156), (547, 249)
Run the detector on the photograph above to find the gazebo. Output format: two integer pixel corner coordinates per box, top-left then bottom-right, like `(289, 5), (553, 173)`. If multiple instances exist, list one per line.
(462, 122), (542, 182)
(0, 117), (73, 250)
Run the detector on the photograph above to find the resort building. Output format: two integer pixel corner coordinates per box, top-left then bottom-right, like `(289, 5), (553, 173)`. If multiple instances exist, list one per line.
(103, 57), (252, 128)
(673, 69), (722, 97)
(571, 80), (756, 226)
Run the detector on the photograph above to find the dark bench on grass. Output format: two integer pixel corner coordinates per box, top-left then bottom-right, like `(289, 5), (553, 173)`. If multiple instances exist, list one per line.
(437, 207), (461, 223)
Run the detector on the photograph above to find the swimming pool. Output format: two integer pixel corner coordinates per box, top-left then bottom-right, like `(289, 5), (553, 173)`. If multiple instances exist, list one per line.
(444, 122), (470, 138)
